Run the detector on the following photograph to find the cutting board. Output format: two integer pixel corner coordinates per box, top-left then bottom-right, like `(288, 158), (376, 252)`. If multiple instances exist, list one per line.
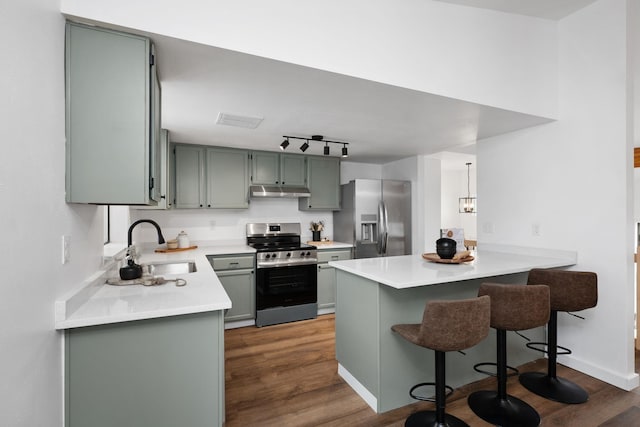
(154, 245), (198, 253)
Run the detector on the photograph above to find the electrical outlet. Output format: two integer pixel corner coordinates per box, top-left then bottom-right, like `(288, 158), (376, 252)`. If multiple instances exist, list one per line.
(532, 223), (541, 237)
(482, 222), (494, 234)
(62, 235), (70, 264)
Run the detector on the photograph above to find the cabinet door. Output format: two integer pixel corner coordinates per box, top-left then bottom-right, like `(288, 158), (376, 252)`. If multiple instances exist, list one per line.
(134, 129), (170, 210)
(207, 147), (249, 208)
(174, 145), (205, 208)
(299, 156), (340, 210)
(317, 263), (336, 309)
(216, 269), (255, 321)
(280, 154), (306, 186)
(65, 23), (154, 204)
(149, 49), (162, 203)
(251, 151), (280, 185)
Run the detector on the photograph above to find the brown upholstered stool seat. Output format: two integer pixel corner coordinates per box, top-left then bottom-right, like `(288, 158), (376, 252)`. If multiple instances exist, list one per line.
(392, 296), (491, 427)
(467, 283), (550, 427)
(519, 269), (598, 404)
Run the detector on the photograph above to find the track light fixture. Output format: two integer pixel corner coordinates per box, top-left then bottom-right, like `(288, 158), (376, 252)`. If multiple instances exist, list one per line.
(280, 134), (349, 157)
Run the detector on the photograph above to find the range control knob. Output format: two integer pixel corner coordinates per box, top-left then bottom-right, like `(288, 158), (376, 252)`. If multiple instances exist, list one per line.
(306, 251), (311, 256)
(286, 252), (291, 257)
(272, 253), (277, 259)
(265, 254), (271, 259)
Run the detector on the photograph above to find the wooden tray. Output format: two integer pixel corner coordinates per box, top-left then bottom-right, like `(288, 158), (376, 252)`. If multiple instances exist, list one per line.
(307, 240), (334, 245)
(422, 253), (474, 264)
(154, 245), (198, 253)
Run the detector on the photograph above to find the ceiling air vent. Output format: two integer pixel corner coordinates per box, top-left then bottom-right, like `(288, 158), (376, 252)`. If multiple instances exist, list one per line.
(216, 112), (263, 129)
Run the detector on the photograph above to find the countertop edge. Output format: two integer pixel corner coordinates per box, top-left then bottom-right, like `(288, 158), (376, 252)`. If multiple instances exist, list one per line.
(330, 247), (577, 289)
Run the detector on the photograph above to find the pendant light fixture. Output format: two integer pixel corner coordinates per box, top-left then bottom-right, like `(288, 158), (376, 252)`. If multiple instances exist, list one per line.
(459, 162), (477, 213)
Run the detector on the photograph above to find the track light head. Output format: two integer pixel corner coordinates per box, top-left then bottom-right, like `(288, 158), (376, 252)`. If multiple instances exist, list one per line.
(342, 144), (348, 158)
(280, 138), (289, 150)
(324, 143), (330, 156)
(300, 141), (310, 152)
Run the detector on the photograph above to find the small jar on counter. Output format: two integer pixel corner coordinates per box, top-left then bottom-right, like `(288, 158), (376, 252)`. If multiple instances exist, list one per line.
(177, 231), (190, 248)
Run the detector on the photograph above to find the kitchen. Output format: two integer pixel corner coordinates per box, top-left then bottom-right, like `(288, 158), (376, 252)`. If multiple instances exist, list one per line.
(3, 0), (639, 426)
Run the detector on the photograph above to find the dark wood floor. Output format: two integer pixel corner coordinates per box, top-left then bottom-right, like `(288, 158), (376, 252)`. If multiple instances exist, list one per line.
(224, 314), (640, 426)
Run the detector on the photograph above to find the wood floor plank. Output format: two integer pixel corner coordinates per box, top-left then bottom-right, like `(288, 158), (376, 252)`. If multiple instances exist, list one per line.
(224, 314), (640, 426)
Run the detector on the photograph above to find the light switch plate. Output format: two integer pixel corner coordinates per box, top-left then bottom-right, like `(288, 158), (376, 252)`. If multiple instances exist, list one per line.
(62, 235), (70, 264)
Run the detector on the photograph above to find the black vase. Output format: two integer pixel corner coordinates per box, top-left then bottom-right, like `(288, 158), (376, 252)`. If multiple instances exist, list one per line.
(436, 238), (457, 259)
(312, 231), (321, 242)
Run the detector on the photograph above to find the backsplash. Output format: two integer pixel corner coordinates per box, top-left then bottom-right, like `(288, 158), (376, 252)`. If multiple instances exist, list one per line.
(130, 198), (334, 245)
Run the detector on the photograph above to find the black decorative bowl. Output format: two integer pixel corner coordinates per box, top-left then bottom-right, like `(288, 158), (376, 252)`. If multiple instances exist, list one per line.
(436, 238), (457, 259)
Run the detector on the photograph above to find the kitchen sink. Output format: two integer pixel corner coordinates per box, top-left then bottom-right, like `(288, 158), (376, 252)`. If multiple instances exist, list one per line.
(146, 261), (197, 275)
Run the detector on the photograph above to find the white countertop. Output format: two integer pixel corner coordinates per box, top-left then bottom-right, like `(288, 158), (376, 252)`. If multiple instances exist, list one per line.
(329, 244), (577, 289)
(55, 241), (255, 330)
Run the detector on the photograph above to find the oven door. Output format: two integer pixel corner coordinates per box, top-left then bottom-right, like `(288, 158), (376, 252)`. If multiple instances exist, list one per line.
(256, 263), (317, 310)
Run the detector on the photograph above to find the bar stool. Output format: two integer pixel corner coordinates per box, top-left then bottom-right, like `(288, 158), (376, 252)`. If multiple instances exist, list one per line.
(519, 268), (598, 404)
(467, 283), (550, 427)
(391, 295), (491, 427)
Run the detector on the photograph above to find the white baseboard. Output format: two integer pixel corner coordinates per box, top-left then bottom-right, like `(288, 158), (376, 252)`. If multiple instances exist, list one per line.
(560, 355), (639, 391)
(337, 363), (378, 412)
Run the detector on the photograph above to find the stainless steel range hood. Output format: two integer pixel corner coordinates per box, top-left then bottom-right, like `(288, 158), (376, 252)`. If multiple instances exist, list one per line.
(250, 185), (311, 198)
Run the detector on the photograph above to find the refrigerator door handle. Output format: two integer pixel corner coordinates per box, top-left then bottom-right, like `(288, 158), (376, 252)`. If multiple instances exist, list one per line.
(381, 202), (389, 255)
(377, 201), (385, 255)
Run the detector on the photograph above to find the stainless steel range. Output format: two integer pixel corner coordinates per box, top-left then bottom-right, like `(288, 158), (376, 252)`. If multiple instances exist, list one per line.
(246, 223), (318, 327)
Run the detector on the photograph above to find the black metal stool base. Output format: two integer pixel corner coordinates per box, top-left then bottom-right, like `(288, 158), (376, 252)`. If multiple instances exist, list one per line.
(468, 390), (540, 427)
(405, 410), (469, 427)
(519, 371), (588, 404)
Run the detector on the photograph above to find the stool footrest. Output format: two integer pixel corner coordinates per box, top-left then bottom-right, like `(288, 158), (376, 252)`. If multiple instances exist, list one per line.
(409, 382), (454, 402)
(473, 362), (519, 377)
(526, 341), (572, 356)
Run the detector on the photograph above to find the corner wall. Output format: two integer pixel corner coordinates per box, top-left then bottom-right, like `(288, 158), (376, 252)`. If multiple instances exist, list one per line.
(477, 0), (638, 389)
(0, 2), (106, 426)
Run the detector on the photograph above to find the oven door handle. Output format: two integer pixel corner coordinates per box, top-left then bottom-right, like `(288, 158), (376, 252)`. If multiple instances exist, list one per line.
(216, 268), (254, 277)
(257, 260), (318, 268)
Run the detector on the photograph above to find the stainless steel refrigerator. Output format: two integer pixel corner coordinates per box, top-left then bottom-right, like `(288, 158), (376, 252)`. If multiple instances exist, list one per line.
(333, 179), (411, 258)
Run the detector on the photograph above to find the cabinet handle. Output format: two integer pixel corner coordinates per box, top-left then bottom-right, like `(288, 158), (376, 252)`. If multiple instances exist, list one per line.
(199, 204), (203, 207)
(331, 256), (339, 260)
(208, 204), (211, 207)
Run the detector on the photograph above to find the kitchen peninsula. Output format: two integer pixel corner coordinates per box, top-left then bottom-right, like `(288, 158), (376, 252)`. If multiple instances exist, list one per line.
(329, 245), (577, 413)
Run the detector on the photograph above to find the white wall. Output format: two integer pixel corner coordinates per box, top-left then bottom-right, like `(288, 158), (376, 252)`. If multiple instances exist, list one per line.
(0, 2), (106, 425)
(60, 0), (558, 118)
(478, 0), (637, 389)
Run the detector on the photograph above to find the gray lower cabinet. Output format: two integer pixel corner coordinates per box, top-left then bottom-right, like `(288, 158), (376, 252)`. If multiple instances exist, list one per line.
(299, 156), (341, 210)
(65, 311), (225, 427)
(65, 22), (160, 205)
(317, 248), (352, 310)
(208, 254), (255, 322)
(173, 144), (249, 209)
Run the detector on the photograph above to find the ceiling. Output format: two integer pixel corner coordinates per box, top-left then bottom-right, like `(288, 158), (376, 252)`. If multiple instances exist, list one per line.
(434, 0), (599, 20)
(144, 0), (600, 165)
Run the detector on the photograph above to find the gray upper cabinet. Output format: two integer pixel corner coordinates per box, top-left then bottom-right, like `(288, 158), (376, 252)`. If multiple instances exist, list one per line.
(299, 156), (341, 210)
(65, 22), (160, 205)
(250, 151), (306, 186)
(206, 147), (249, 208)
(280, 154), (307, 186)
(134, 129), (172, 210)
(174, 144), (206, 208)
(174, 144), (249, 209)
